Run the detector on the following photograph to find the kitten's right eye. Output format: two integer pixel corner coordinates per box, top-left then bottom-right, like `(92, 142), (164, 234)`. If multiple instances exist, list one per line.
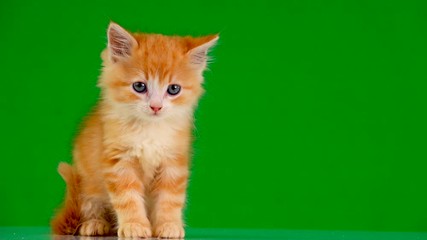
(132, 82), (147, 93)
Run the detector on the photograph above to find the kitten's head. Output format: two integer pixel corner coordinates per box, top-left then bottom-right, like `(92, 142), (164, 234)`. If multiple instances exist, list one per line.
(99, 22), (218, 122)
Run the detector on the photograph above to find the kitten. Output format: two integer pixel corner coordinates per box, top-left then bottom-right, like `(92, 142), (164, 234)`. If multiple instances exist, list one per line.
(51, 22), (218, 238)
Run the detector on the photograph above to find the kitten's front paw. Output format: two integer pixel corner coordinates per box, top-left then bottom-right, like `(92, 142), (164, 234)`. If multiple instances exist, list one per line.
(79, 219), (110, 236)
(118, 222), (152, 238)
(154, 222), (185, 239)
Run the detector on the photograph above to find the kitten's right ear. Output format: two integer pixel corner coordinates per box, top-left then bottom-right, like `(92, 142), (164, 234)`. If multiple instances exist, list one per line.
(187, 35), (219, 72)
(107, 22), (137, 62)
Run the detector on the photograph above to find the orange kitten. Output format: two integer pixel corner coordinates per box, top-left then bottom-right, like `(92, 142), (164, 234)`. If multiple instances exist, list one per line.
(51, 22), (218, 238)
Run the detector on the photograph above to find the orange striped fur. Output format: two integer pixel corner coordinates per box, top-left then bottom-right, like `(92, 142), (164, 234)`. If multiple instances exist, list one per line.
(51, 22), (218, 238)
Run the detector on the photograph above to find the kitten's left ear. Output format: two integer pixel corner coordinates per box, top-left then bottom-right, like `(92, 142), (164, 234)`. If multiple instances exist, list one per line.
(187, 34), (219, 71)
(107, 22), (138, 62)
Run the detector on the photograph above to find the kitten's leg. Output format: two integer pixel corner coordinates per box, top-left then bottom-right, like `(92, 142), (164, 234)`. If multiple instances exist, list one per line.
(151, 160), (188, 239)
(104, 157), (151, 238)
(79, 194), (111, 236)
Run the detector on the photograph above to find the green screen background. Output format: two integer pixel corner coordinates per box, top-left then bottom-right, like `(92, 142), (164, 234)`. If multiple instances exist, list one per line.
(1, 0), (426, 232)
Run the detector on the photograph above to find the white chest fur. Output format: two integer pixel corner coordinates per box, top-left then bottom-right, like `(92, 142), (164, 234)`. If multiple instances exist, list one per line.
(120, 121), (178, 169)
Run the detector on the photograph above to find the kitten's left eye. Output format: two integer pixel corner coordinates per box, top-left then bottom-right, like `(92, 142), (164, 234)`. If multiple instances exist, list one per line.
(132, 82), (147, 93)
(167, 84), (181, 95)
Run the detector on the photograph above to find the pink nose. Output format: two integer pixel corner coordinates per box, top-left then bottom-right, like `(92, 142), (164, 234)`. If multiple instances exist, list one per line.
(150, 106), (162, 113)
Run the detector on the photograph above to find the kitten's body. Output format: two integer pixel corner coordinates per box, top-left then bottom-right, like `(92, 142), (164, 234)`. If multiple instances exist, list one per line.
(51, 23), (218, 238)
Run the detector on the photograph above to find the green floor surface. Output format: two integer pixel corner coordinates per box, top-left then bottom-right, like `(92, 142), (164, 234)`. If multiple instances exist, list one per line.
(1, 227), (426, 240)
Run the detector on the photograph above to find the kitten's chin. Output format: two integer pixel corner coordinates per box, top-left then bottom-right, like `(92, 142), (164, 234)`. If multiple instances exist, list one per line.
(137, 111), (168, 122)
(150, 112), (163, 118)
(141, 109), (193, 124)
